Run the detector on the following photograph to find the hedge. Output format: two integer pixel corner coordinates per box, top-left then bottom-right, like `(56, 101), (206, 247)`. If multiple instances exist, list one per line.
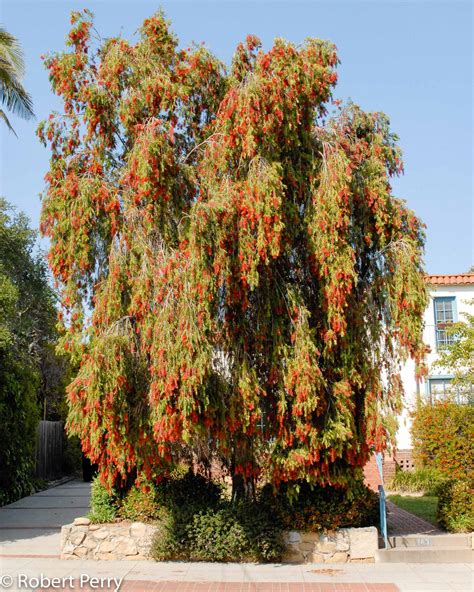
(0, 357), (39, 506)
(411, 401), (474, 480)
(437, 479), (474, 533)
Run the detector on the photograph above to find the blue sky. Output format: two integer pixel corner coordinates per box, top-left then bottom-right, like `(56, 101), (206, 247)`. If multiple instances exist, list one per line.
(1, 0), (472, 273)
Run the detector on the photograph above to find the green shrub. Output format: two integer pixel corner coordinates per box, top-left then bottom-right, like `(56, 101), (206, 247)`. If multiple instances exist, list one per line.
(189, 505), (284, 562)
(259, 479), (378, 532)
(31, 478), (48, 494)
(88, 470), (222, 526)
(119, 483), (161, 523)
(89, 472), (378, 562)
(388, 466), (447, 494)
(62, 435), (82, 475)
(152, 502), (284, 562)
(156, 470), (222, 511)
(151, 506), (189, 560)
(151, 471), (225, 561)
(235, 502), (285, 562)
(187, 509), (248, 561)
(411, 402), (474, 481)
(88, 477), (118, 523)
(0, 358), (39, 506)
(437, 479), (474, 533)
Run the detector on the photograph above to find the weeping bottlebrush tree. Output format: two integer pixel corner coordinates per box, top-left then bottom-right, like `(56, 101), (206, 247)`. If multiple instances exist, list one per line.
(39, 9), (428, 496)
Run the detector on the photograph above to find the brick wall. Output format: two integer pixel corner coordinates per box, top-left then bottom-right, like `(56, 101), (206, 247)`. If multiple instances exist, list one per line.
(396, 449), (415, 471)
(364, 452), (397, 491)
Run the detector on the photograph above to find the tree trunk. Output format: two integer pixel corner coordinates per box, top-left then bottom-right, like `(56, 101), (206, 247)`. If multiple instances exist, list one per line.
(230, 448), (255, 503)
(231, 472), (255, 502)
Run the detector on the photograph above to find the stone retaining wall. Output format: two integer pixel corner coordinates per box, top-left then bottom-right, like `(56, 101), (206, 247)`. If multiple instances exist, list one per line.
(61, 517), (378, 563)
(282, 527), (378, 563)
(61, 518), (157, 560)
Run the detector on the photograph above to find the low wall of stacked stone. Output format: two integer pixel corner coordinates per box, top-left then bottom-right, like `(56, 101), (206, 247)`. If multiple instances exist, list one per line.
(61, 517), (378, 563)
(61, 518), (156, 561)
(282, 527), (378, 563)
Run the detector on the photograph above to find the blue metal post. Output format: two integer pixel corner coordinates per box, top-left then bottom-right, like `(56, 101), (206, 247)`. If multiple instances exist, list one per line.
(375, 452), (389, 549)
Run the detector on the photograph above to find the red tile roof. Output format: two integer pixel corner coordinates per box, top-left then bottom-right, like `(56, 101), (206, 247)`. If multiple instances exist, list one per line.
(426, 273), (474, 285)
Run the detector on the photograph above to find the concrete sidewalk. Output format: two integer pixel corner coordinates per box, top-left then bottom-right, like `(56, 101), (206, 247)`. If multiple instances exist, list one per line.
(0, 557), (471, 592)
(0, 482), (471, 591)
(0, 480), (90, 557)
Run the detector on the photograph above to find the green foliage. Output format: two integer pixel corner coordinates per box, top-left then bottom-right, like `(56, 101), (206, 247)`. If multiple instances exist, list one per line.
(186, 509), (249, 562)
(187, 504), (284, 562)
(62, 435), (82, 475)
(259, 479), (379, 532)
(388, 494), (438, 526)
(0, 199), (71, 424)
(437, 480), (474, 533)
(152, 498), (283, 562)
(411, 401), (474, 481)
(151, 506), (191, 560)
(88, 470), (283, 562)
(150, 471), (224, 557)
(0, 359), (39, 505)
(89, 471), (376, 562)
(119, 483), (161, 523)
(387, 466), (447, 494)
(0, 198), (64, 505)
(152, 475), (373, 561)
(0, 199), (57, 356)
(31, 478), (48, 493)
(0, 272), (17, 347)
(88, 476), (118, 523)
(156, 470), (222, 510)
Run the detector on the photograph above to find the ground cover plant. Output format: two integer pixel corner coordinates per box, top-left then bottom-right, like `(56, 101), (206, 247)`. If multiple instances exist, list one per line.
(39, 9), (428, 498)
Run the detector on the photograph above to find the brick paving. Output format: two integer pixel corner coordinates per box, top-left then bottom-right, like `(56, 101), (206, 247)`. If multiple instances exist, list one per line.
(6, 555), (471, 592)
(386, 501), (442, 536)
(41, 583), (399, 592)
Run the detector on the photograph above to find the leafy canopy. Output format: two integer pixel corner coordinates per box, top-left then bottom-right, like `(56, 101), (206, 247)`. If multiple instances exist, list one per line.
(0, 198), (58, 504)
(39, 10), (428, 490)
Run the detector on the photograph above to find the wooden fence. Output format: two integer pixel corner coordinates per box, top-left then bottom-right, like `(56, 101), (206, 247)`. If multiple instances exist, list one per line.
(35, 420), (64, 480)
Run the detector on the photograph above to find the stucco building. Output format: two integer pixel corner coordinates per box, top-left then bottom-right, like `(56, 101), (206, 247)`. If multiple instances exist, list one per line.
(365, 272), (474, 488)
(396, 273), (474, 457)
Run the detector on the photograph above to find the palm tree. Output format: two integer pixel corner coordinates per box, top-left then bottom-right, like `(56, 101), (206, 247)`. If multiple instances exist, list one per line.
(0, 27), (34, 135)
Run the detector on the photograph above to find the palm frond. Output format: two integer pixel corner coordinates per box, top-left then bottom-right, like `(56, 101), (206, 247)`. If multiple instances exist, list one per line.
(0, 26), (34, 124)
(0, 27), (25, 76)
(0, 109), (18, 136)
(0, 72), (34, 120)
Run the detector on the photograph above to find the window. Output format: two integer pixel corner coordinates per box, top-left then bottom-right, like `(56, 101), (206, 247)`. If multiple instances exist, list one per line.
(428, 377), (453, 400)
(433, 297), (456, 350)
(427, 377), (473, 405)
